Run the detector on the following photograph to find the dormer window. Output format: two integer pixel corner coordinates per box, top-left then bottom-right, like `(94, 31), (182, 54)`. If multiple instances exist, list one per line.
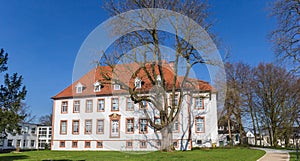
(114, 83), (120, 90)
(157, 75), (162, 85)
(134, 77), (142, 88)
(94, 81), (101, 92)
(75, 83), (83, 93)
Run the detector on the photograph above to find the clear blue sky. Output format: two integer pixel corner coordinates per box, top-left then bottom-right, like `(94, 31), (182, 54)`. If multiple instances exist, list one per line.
(0, 0), (275, 120)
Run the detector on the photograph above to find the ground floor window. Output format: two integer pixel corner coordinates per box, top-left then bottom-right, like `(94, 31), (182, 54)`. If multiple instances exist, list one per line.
(7, 140), (13, 147)
(0, 139), (3, 146)
(140, 141), (147, 148)
(59, 141), (65, 148)
(85, 141), (91, 148)
(126, 141), (133, 148)
(39, 140), (46, 148)
(97, 141), (103, 148)
(72, 141), (78, 148)
(30, 140), (35, 147)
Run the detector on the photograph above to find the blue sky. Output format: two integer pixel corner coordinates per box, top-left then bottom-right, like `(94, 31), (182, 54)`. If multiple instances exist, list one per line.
(0, 0), (275, 120)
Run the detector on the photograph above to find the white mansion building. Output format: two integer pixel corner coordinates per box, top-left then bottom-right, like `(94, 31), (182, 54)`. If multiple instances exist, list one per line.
(51, 63), (218, 151)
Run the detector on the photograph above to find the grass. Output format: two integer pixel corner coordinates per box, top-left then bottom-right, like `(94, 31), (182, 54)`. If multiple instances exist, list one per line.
(0, 148), (265, 161)
(290, 152), (300, 161)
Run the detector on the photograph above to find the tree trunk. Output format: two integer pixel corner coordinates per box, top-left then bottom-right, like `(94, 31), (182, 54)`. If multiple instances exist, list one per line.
(161, 126), (173, 151)
(227, 118), (232, 146)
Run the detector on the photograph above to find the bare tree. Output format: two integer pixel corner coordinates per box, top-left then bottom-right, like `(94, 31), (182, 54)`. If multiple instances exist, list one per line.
(100, 0), (219, 151)
(253, 63), (298, 147)
(270, 0), (300, 74)
(38, 114), (52, 126)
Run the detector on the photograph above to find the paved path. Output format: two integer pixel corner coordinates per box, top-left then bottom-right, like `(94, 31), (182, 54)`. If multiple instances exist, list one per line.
(252, 147), (294, 161)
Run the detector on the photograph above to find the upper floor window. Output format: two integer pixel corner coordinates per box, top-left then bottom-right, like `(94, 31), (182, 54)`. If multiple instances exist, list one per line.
(140, 101), (147, 109)
(111, 98), (119, 111)
(173, 119), (179, 132)
(86, 100), (93, 112)
(61, 101), (68, 113)
(75, 82), (83, 93)
(31, 127), (36, 134)
(139, 119), (148, 134)
(60, 120), (67, 135)
(126, 118), (134, 134)
(134, 77), (142, 88)
(157, 75), (162, 85)
(195, 97), (204, 109)
(126, 98), (134, 111)
(94, 81), (101, 92)
(195, 117), (205, 133)
(72, 120), (79, 134)
(113, 83), (120, 90)
(97, 119), (104, 134)
(97, 99), (105, 112)
(85, 120), (92, 134)
(73, 100), (80, 113)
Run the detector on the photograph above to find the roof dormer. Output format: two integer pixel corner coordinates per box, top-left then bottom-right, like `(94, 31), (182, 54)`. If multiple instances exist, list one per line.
(75, 82), (84, 93)
(134, 77), (142, 89)
(94, 81), (101, 92)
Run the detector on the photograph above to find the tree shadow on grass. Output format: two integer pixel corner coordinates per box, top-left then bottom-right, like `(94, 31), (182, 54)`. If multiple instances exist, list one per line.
(0, 155), (29, 161)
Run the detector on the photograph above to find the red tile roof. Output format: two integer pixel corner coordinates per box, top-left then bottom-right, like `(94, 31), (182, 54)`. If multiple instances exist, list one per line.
(52, 62), (213, 99)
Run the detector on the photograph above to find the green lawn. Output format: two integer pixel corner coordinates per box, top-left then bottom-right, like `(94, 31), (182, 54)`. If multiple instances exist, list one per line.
(289, 152), (300, 161)
(0, 148), (265, 161)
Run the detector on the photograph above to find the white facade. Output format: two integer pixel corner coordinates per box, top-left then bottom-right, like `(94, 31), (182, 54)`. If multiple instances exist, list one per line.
(0, 123), (52, 151)
(52, 92), (218, 151)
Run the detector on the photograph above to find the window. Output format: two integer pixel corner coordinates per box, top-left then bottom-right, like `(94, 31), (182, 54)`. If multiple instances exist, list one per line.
(7, 140), (13, 147)
(75, 83), (83, 93)
(60, 120), (67, 135)
(111, 98), (119, 111)
(94, 81), (101, 92)
(97, 119), (104, 134)
(60, 141), (65, 148)
(157, 140), (161, 147)
(85, 141), (91, 148)
(38, 140), (46, 148)
(97, 99), (105, 111)
(97, 141), (103, 148)
(48, 128), (52, 138)
(0, 139), (3, 147)
(134, 78), (142, 88)
(196, 140), (202, 144)
(139, 119), (148, 134)
(23, 140), (27, 147)
(86, 100), (93, 112)
(154, 117), (161, 125)
(126, 141), (133, 148)
(31, 127), (36, 134)
(39, 127), (47, 137)
(140, 101), (147, 109)
(85, 120), (92, 134)
(73, 100), (80, 113)
(173, 140), (178, 148)
(30, 140), (35, 147)
(113, 83), (120, 90)
(72, 120), (79, 134)
(126, 118), (134, 134)
(72, 141), (78, 148)
(157, 75), (162, 85)
(110, 120), (119, 137)
(61, 101), (68, 113)
(195, 97), (204, 109)
(126, 98), (134, 111)
(16, 139), (21, 147)
(173, 119), (179, 132)
(170, 94), (178, 106)
(195, 117), (205, 133)
(140, 141), (147, 148)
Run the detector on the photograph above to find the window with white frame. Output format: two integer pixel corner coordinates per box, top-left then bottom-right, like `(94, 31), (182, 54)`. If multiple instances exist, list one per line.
(97, 120), (104, 134)
(126, 118), (134, 133)
(61, 101), (68, 113)
(72, 120), (79, 134)
(86, 100), (93, 112)
(0, 139), (3, 147)
(140, 141), (147, 148)
(195, 117), (204, 133)
(73, 100), (80, 112)
(85, 120), (92, 134)
(60, 121), (67, 134)
(126, 98), (134, 111)
(173, 119), (179, 132)
(113, 83), (120, 90)
(134, 77), (142, 88)
(97, 99), (105, 111)
(111, 98), (119, 111)
(75, 83), (83, 93)
(94, 81), (101, 92)
(111, 120), (119, 137)
(139, 119), (148, 133)
(195, 97), (203, 109)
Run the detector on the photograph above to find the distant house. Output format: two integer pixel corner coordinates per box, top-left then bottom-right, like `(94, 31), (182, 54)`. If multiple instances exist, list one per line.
(51, 62), (219, 151)
(246, 131), (270, 146)
(0, 123), (52, 151)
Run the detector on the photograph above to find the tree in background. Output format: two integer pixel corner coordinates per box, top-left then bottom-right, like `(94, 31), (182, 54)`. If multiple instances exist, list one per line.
(38, 114), (52, 126)
(0, 48), (27, 137)
(270, 0), (300, 74)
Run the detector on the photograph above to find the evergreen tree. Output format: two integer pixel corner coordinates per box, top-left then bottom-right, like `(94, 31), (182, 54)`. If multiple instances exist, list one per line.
(0, 48), (27, 137)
